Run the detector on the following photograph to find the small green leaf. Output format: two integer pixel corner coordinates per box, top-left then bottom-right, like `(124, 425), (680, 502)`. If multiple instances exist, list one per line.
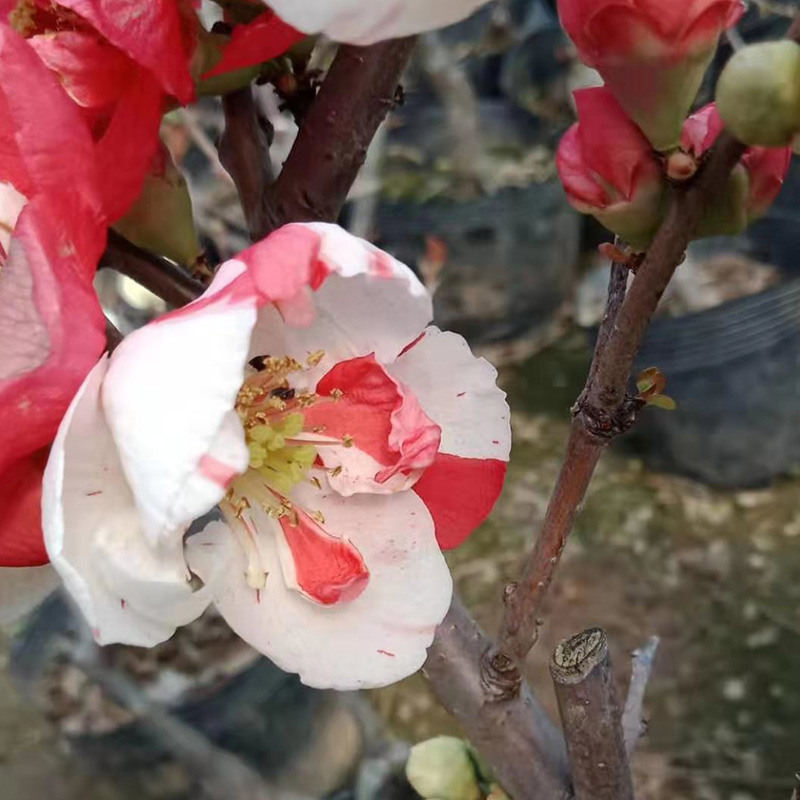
(647, 394), (677, 411)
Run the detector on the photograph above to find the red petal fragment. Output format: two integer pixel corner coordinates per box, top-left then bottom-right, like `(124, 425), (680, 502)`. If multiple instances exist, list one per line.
(278, 508), (369, 605)
(0, 449), (49, 566)
(307, 355), (441, 483)
(413, 453), (507, 550)
(204, 10), (304, 78)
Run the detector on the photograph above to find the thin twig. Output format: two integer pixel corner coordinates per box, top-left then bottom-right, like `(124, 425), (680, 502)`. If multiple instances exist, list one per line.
(257, 38), (416, 237)
(550, 629), (634, 800)
(102, 230), (207, 307)
(622, 636), (660, 755)
(492, 131), (747, 690)
(220, 86), (274, 240)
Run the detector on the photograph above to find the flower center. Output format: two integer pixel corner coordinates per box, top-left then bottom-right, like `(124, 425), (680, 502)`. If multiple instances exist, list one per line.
(218, 353), (369, 606)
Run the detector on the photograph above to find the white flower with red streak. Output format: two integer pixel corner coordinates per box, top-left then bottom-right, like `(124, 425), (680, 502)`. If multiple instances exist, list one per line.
(43, 223), (510, 689)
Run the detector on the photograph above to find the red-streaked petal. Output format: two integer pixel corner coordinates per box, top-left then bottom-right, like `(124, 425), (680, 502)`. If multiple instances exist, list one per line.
(304, 354), (441, 494)
(275, 507), (369, 606)
(204, 10), (304, 78)
(413, 453), (507, 550)
(188, 480), (452, 690)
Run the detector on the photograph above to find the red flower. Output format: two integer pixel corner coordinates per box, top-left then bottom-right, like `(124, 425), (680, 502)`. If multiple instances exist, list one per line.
(556, 87), (664, 249)
(0, 25), (106, 568)
(681, 104), (791, 231)
(5, 0), (198, 223)
(558, 0), (745, 150)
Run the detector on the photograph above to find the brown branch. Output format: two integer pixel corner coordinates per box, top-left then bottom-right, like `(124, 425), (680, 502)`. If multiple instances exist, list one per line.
(491, 132), (747, 688)
(423, 597), (570, 800)
(551, 629), (634, 800)
(220, 86), (274, 240)
(622, 636), (660, 755)
(256, 38), (416, 238)
(102, 230), (207, 307)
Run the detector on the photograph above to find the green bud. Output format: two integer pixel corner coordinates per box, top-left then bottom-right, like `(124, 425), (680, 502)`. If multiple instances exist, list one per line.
(717, 41), (800, 147)
(406, 737), (482, 800)
(113, 142), (202, 269)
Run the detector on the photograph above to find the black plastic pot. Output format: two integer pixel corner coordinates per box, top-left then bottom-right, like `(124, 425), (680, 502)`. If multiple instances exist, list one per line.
(372, 100), (578, 343)
(626, 278), (800, 487)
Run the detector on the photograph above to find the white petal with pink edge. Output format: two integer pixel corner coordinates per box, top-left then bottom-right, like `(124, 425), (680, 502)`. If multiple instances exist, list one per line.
(43, 358), (221, 647)
(0, 565), (60, 625)
(388, 327), (511, 461)
(101, 293), (255, 552)
(188, 478), (452, 690)
(247, 223), (432, 391)
(267, 0), (490, 45)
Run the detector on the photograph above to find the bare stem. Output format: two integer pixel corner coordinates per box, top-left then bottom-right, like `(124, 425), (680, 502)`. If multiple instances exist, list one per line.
(492, 132), (747, 691)
(102, 230), (206, 307)
(257, 38), (416, 237)
(423, 597), (571, 800)
(220, 86), (274, 240)
(551, 629), (634, 800)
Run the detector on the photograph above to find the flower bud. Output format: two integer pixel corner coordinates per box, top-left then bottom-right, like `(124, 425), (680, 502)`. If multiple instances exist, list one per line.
(406, 737), (482, 800)
(716, 41), (800, 148)
(556, 87), (665, 250)
(558, 0), (745, 150)
(680, 103), (792, 235)
(113, 141), (203, 268)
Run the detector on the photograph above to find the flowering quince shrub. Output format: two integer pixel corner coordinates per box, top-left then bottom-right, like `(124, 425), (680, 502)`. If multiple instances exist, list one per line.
(0, 25), (106, 615)
(557, 0), (745, 150)
(42, 223), (511, 689)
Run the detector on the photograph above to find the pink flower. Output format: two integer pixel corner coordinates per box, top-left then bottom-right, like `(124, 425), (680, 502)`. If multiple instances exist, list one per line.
(0, 26), (106, 573)
(225, 0), (491, 48)
(681, 104), (791, 232)
(558, 0), (745, 150)
(42, 223), (510, 689)
(556, 87), (665, 249)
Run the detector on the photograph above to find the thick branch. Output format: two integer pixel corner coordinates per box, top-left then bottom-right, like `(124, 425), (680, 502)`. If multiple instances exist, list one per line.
(220, 86), (274, 240)
(102, 230), (206, 308)
(423, 597), (571, 800)
(493, 132), (747, 684)
(622, 636), (660, 755)
(257, 38), (416, 237)
(551, 629), (634, 800)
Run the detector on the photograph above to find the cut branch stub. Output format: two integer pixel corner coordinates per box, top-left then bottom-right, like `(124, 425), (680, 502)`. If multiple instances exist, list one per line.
(551, 629), (635, 800)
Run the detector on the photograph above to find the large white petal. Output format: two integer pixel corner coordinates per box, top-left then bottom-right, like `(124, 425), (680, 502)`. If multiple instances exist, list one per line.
(388, 327), (511, 460)
(43, 358), (219, 647)
(0, 566), (59, 625)
(102, 291), (255, 552)
(267, 0), (490, 44)
(247, 223), (432, 391)
(188, 477), (452, 690)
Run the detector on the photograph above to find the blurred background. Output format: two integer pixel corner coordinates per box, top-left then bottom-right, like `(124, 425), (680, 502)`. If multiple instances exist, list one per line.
(5, 1), (800, 799)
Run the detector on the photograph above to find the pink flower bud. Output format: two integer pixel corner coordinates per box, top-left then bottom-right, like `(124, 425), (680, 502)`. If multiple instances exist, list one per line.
(558, 0), (745, 150)
(556, 87), (665, 249)
(681, 104), (791, 233)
